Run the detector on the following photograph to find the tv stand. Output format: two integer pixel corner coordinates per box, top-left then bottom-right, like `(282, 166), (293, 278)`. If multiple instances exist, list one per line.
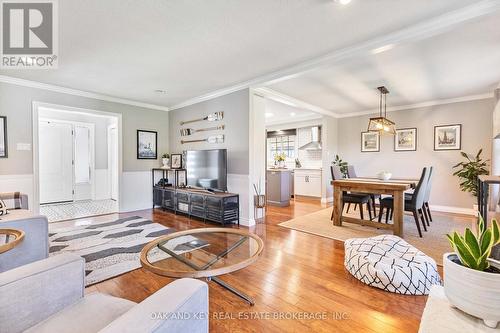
(153, 175), (239, 226)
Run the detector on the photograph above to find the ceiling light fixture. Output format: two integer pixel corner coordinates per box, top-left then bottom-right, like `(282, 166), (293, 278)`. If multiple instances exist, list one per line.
(334, 0), (352, 4)
(265, 112), (274, 118)
(367, 86), (396, 135)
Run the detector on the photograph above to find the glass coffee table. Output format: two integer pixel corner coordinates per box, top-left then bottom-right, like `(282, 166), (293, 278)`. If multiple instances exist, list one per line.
(140, 228), (264, 305)
(0, 228), (25, 254)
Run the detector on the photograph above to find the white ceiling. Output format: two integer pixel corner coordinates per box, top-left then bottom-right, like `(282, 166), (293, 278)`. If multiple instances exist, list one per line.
(266, 11), (500, 115)
(264, 98), (321, 125)
(0, 0), (482, 109)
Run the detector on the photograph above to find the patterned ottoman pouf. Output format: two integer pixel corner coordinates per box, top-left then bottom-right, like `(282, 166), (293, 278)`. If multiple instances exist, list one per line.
(344, 235), (441, 295)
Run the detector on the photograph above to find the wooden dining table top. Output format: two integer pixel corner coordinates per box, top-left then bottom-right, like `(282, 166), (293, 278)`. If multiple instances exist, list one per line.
(331, 177), (419, 189)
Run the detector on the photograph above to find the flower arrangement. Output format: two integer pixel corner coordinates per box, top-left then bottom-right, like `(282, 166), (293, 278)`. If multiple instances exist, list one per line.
(274, 152), (286, 162)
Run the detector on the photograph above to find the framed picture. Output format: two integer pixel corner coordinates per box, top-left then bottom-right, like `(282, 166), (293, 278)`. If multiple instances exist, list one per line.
(394, 128), (417, 152)
(434, 124), (461, 151)
(176, 169), (187, 187)
(170, 154), (183, 169)
(0, 116), (7, 158)
(361, 131), (380, 152)
(137, 130), (157, 159)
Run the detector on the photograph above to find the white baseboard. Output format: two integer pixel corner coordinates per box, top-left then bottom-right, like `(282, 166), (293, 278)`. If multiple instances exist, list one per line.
(321, 196), (333, 203)
(429, 205), (476, 216)
(239, 217), (255, 227)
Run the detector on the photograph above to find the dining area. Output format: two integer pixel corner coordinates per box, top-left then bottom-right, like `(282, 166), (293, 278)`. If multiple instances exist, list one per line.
(330, 165), (434, 238)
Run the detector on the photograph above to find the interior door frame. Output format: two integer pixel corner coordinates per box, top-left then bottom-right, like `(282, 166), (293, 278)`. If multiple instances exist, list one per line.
(39, 117), (96, 202)
(107, 124), (118, 201)
(32, 101), (122, 215)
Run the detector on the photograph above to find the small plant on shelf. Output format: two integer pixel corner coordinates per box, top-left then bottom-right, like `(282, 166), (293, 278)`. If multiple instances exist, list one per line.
(332, 155), (349, 178)
(452, 149), (489, 197)
(446, 216), (500, 272)
(162, 153), (170, 159)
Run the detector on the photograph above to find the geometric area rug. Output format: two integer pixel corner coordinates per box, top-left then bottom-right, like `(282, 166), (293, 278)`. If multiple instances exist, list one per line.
(48, 216), (202, 286)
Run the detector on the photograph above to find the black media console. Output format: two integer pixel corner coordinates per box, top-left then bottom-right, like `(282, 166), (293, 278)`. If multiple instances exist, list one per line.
(152, 168), (239, 226)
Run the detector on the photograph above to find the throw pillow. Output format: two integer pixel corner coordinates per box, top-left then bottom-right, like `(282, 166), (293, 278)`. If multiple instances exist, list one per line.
(0, 199), (8, 215)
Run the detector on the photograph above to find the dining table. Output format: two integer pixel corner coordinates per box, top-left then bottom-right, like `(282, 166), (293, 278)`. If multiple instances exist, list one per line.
(331, 177), (418, 237)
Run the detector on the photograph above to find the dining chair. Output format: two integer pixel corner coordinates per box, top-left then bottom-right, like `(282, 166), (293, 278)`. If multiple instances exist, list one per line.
(378, 167), (429, 238)
(405, 166), (433, 226)
(331, 166), (373, 221)
(347, 165), (378, 218)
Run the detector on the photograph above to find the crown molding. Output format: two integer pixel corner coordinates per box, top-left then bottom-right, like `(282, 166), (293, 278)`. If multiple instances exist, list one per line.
(169, 0), (500, 110)
(265, 113), (323, 127)
(336, 92), (494, 118)
(0, 75), (170, 112)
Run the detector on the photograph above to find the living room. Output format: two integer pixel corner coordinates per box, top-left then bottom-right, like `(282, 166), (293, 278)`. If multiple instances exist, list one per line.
(1, 1), (500, 333)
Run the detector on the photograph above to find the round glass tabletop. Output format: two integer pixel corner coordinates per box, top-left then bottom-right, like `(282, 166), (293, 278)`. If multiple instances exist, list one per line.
(140, 228), (264, 278)
(0, 228), (25, 254)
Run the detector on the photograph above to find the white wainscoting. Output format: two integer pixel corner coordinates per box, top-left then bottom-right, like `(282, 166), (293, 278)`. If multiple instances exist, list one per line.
(119, 171), (152, 213)
(94, 168), (111, 200)
(0, 174), (34, 210)
(227, 173), (254, 227)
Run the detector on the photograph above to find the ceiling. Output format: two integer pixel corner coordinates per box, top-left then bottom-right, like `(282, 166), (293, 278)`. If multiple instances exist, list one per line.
(264, 98), (321, 125)
(267, 10), (500, 115)
(0, 0), (483, 109)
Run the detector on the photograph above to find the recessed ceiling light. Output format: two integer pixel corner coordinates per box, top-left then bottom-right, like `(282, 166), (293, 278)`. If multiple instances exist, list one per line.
(265, 112), (274, 118)
(334, 0), (352, 5)
(371, 44), (395, 54)
(290, 112), (296, 116)
(154, 89), (167, 94)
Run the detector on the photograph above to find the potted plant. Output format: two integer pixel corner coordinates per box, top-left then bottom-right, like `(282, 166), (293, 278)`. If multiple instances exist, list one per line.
(444, 217), (500, 328)
(274, 152), (286, 168)
(452, 149), (489, 211)
(161, 153), (170, 168)
(332, 155), (348, 177)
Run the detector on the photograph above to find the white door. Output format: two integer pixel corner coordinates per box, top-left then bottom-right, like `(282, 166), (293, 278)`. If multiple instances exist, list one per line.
(39, 121), (74, 204)
(108, 126), (118, 200)
(73, 125), (93, 201)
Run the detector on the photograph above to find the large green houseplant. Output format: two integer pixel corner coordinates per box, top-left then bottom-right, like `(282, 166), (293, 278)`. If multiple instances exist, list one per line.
(332, 155), (349, 178)
(444, 216), (500, 328)
(452, 149), (489, 197)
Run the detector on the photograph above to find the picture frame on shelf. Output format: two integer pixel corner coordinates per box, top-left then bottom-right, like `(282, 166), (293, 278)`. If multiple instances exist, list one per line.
(0, 116), (7, 158)
(434, 124), (461, 151)
(170, 153), (183, 169)
(137, 130), (157, 159)
(361, 131), (380, 152)
(394, 128), (417, 152)
(176, 169), (187, 187)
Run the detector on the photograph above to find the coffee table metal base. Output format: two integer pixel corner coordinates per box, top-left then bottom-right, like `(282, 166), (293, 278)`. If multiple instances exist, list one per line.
(158, 241), (255, 305)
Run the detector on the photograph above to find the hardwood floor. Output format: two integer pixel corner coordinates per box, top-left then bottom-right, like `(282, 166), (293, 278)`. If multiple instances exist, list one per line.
(86, 198), (430, 333)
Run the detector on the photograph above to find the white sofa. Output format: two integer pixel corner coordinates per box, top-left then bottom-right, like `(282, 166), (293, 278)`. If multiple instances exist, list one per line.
(0, 253), (209, 333)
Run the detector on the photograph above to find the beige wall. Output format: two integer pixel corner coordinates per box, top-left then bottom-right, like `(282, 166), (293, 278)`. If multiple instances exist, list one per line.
(337, 98), (494, 209)
(0, 82), (169, 174)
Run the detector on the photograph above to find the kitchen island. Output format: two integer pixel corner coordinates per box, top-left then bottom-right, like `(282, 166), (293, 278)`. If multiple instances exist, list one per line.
(267, 169), (292, 206)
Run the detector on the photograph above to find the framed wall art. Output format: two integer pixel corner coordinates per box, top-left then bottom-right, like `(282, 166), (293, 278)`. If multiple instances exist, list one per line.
(361, 131), (380, 152)
(137, 130), (157, 159)
(0, 116), (7, 158)
(394, 128), (417, 152)
(434, 124), (461, 151)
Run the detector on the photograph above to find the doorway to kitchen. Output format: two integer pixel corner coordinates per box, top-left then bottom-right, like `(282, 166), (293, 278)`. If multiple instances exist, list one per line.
(34, 104), (120, 222)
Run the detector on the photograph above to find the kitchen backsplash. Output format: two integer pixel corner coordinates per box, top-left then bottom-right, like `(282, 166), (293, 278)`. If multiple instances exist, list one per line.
(297, 149), (322, 169)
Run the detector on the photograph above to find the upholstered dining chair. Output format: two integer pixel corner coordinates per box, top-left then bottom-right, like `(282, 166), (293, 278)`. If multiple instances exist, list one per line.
(378, 167), (429, 238)
(347, 165), (378, 217)
(404, 166), (434, 226)
(331, 166), (373, 221)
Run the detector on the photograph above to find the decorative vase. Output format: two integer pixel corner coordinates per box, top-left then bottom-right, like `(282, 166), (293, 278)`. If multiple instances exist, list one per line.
(443, 253), (500, 328)
(377, 172), (392, 181)
(162, 158), (170, 168)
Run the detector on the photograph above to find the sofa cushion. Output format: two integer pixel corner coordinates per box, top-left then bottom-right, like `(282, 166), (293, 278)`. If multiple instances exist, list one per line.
(0, 209), (33, 222)
(344, 235), (441, 295)
(24, 293), (136, 333)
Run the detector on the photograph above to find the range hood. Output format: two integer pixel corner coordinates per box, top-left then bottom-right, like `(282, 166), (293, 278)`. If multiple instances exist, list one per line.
(299, 126), (322, 150)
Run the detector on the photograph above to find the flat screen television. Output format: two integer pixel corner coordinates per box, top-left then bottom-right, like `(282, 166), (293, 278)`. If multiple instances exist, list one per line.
(186, 149), (227, 191)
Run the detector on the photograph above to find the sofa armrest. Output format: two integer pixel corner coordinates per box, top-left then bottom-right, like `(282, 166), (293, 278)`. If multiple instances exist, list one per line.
(0, 253), (85, 333)
(0, 192), (29, 209)
(0, 214), (49, 272)
(99, 278), (209, 333)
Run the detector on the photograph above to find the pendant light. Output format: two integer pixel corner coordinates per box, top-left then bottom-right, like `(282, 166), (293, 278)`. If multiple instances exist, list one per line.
(367, 86), (396, 135)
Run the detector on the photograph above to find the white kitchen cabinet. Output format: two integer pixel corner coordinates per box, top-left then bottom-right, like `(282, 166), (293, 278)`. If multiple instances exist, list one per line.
(294, 169), (322, 198)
